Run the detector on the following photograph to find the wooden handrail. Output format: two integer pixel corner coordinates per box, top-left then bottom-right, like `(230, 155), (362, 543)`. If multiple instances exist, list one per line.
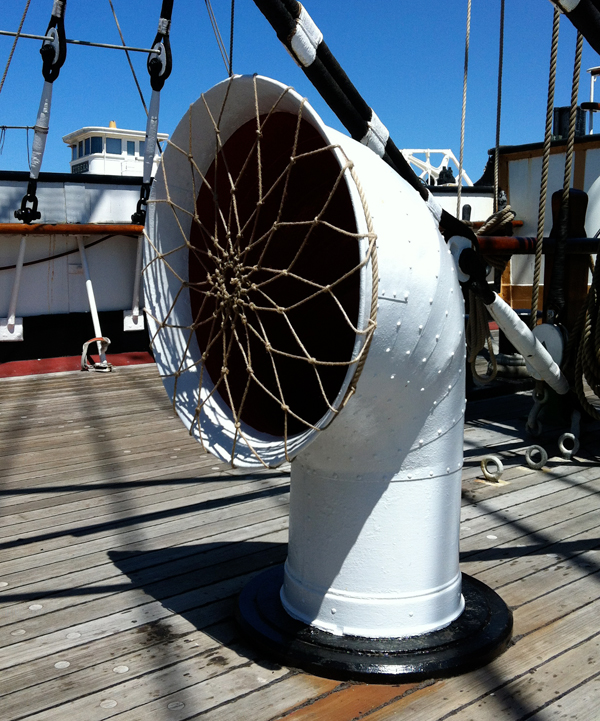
(476, 236), (599, 255)
(0, 223), (144, 235)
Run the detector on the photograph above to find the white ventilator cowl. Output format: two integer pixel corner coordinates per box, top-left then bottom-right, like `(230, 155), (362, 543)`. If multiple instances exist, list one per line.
(144, 75), (467, 638)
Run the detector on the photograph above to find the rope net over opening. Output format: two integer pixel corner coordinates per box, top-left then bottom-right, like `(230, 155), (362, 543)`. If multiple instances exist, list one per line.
(144, 75), (377, 467)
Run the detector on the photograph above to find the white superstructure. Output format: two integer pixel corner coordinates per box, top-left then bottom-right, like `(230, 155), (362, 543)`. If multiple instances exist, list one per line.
(62, 121), (168, 177)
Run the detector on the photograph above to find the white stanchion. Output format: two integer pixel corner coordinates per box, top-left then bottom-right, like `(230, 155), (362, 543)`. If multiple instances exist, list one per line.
(77, 237), (106, 363)
(0, 236), (26, 341)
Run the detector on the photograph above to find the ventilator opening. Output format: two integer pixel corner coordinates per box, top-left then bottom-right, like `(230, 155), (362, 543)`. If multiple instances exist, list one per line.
(189, 112), (360, 437)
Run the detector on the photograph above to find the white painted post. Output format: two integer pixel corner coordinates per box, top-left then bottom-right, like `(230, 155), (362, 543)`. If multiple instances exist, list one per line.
(7, 236), (26, 330)
(0, 236), (27, 341)
(123, 235), (145, 330)
(132, 235), (143, 318)
(77, 236), (106, 363)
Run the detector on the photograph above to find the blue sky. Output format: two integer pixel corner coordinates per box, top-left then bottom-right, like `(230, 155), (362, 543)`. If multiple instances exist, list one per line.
(1, 1), (598, 180)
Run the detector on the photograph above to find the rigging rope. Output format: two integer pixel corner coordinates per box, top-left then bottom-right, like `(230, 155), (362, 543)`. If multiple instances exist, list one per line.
(465, 236), (511, 386)
(566, 254), (600, 420)
(205, 0), (230, 72)
(531, 7), (560, 330)
(546, 30), (584, 323)
(252, 0), (476, 246)
(0, 0), (32, 97)
(556, 28), (600, 418)
(545, 31), (583, 323)
(457, 0), (472, 218)
(107, 0), (148, 115)
(464, 1), (514, 385)
(494, 0), (505, 214)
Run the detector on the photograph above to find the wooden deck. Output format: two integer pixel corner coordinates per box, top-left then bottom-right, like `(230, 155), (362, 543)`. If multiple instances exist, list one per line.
(1, 364), (599, 720)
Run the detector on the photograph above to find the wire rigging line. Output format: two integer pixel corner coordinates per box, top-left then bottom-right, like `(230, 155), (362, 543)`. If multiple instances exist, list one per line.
(457, 0), (472, 218)
(205, 0), (230, 72)
(494, 0), (505, 214)
(229, 0), (235, 77)
(107, 0), (148, 115)
(0, 29), (163, 54)
(0, 0), (32, 97)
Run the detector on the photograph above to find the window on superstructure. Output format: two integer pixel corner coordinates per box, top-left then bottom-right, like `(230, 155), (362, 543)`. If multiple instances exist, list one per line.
(127, 141), (135, 156)
(71, 146), (77, 161)
(78, 141), (83, 158)
(139, 140), (145, 157)
(90, 137), (102, 154)
(106, 138), (122, 155)
(85, 138), (90, 156)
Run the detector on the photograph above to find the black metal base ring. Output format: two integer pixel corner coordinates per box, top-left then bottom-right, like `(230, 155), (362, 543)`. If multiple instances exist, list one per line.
(236, 565), (513, 683)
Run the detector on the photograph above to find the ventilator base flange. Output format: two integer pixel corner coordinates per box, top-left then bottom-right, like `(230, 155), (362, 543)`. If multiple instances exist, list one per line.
(237, 566), (512, 683)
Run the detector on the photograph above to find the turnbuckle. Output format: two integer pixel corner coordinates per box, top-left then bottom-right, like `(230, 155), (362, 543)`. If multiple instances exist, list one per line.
(14, 191), (41, 224)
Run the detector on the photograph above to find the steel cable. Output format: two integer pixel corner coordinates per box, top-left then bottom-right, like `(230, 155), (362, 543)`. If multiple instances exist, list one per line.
(457, 0), (471, 218)
(107, 0), (148, 115)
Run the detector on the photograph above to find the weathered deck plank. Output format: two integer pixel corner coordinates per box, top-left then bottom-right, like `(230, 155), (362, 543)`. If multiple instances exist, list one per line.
(0, 364), (598, 720)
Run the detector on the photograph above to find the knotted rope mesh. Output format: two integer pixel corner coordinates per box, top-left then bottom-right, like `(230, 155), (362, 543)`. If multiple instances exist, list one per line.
(144, 77), (377, 466)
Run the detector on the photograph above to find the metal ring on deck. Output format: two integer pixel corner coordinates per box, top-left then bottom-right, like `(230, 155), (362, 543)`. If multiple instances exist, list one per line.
(525, 444), (548, 470)
(558, 432), (579, 460)
(480, 455), (504, 482)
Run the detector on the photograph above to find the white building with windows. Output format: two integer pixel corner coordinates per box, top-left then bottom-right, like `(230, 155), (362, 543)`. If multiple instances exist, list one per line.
(62, 121), (168, 176)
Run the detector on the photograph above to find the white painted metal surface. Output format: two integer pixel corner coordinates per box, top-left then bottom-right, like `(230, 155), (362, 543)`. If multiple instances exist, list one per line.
(146, 75), (467, 639)
(282, 131), (466, 637)
(30, 82), (53, 181)
(485, 293), (569, 395)
(62, 125), (168, 177)
(0, 179), (143, 318)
